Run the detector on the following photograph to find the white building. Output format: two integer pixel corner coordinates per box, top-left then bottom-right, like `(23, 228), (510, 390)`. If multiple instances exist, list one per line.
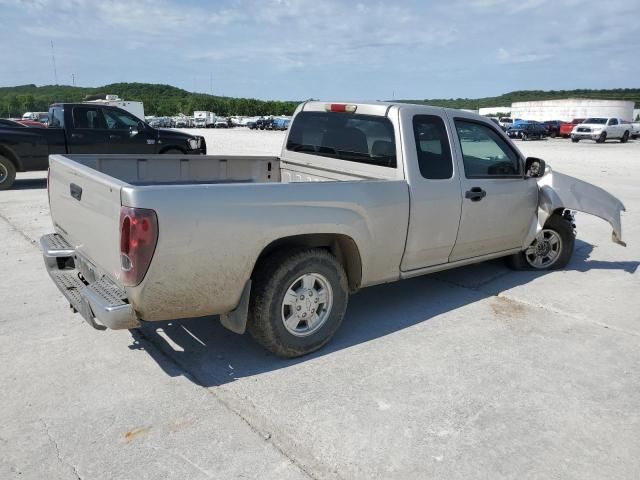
(510, 98), (634, 122)
(478, 106), (511, 116)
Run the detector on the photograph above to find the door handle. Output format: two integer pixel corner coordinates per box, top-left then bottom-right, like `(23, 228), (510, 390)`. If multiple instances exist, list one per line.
(70, 183), (82, 201)
(465, 187), (486, 202)
(70, 133), (83, 139)
(109, 134), (121, 140)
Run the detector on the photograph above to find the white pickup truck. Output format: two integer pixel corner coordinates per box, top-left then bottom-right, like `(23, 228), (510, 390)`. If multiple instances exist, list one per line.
(41, 101), (626, 357)
(571, 117), (632, 143)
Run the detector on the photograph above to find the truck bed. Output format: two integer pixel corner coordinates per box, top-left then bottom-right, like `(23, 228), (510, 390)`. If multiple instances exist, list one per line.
(60, 153), (397, 187)
(47, 153), (409, 322)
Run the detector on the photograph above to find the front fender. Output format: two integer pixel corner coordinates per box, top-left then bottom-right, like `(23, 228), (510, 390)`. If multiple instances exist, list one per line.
(526, 167), (626, 247)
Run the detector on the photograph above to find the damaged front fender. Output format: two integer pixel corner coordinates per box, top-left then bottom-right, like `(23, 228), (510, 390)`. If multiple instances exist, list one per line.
(525, 167), (626, 247)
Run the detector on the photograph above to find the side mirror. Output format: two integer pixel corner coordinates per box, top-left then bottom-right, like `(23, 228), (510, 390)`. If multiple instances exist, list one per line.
(525, 157), (546, 178)
(129, 125), (139, 137)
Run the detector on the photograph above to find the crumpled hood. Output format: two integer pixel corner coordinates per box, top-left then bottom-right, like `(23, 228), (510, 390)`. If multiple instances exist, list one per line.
(535, 167), (626, 246)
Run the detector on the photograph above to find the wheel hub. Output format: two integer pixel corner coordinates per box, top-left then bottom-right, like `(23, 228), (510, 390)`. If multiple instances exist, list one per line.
(0, 164), (7, 183)
(525, 229), (563, 269)
(281, 273), (333, 337)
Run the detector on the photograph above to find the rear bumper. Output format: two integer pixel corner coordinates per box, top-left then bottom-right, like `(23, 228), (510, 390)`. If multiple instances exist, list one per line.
(40, 233), (140, 330)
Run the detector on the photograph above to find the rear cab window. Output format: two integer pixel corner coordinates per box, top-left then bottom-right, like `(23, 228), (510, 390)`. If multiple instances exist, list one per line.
(49, 107), (65, 128)
(412, 115), (453, 179)
(286, 111), (396, 168)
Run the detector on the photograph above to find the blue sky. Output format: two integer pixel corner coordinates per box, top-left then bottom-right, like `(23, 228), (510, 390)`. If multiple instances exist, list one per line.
(0, 0), (638, 100)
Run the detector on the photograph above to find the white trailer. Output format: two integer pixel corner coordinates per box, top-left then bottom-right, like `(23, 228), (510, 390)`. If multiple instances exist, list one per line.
(84, 95), (145, 120)
(193, 111), (216, 128)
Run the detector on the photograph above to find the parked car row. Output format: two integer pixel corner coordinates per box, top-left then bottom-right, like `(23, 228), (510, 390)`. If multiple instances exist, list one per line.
(247, 117), (290, 130)
(493, 116), (637, 144)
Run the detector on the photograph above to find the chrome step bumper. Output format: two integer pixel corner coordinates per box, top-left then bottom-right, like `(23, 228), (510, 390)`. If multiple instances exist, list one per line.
(40, 233), (140, 330)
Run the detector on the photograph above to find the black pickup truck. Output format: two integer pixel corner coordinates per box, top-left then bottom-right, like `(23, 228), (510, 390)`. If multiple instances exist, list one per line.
(0, 103), (206, 190)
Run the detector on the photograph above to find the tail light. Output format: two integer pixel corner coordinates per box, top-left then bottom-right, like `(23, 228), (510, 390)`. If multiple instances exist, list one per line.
(119, 206), (158, 286)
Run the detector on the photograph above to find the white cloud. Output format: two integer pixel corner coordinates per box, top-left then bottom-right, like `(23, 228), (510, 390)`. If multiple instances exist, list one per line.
(497, 48), (552, 64)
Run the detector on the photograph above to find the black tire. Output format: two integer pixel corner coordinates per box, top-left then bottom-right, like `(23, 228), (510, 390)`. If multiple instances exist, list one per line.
(571, 137), (579, 143)
(0, 155), (17, 191)
(247, 248), (349, 358)
(521, 133), (528, 141)
(550, 131), (557, 138)
(508, 214), (575, 271)
(621, 131), (629, 143)
(596, 132), (607, 144)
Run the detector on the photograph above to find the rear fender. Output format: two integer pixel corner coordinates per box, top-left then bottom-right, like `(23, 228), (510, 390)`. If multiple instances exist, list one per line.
(524, 167), (626, 247)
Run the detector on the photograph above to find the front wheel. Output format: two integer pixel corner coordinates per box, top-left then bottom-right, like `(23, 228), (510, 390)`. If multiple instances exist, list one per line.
(247, 248), (349, 357)
(521, 133), (528, 141)
(571, 137), (579, 143)
(596, 132), (607, 143)
(0, 155), (17, 191)
(508, 214), (575, 271)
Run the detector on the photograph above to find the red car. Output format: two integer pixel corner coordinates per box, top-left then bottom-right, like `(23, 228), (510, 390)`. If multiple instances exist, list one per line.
(559, 118), (585, 138)
(16, 119), (46, 127)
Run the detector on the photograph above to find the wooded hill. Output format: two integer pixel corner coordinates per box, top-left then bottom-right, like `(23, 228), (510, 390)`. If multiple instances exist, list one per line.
(0, 83), (300, 118)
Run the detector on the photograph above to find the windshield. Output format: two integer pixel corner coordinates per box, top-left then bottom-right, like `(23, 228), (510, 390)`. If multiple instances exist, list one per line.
(583, 118), (607, 124)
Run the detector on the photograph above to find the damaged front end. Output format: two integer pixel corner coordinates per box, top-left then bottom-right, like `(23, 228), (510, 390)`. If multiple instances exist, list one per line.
(525, 166), (626, 248)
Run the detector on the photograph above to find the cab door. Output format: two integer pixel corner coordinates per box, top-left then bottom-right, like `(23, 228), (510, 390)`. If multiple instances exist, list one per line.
(66, 106), (111, 154)
(607, 118), (621, 138)
(102, 107), (157, 154)
(448, 117), (538, 261)
(399, 110), (462, 271)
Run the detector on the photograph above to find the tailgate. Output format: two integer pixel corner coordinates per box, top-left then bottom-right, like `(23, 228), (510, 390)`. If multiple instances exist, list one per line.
(48, 154), (126, 282)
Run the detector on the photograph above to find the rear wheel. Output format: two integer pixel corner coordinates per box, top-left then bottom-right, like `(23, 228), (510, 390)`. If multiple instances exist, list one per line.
(620, 131), (629, 143)
(596, 132), (607, 143)
(508, 214), (575, 271)
(571, 137), (579, 143)
(521, 133), (528, 141)
(247, 248), (349, 357)
(0, 155), (17, 191)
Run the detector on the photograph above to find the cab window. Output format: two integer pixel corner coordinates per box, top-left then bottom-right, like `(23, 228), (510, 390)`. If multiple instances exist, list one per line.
(454, 120), (521, 177)
(286, 111), (396, 168)
(412, 115), (453, 179)
(50, 108), (64, 128)
(103, 109), (141, 130)
(72, 107), (104, 129)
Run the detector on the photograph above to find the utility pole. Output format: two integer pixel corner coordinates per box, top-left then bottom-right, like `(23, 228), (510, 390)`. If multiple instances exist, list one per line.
(210, 72), (213, 95)
(72, 73), (75, 86)
(50, 41), (58, 85)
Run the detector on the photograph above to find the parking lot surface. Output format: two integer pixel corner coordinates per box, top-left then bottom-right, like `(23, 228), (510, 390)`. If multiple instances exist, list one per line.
(1, 131), (639, 479)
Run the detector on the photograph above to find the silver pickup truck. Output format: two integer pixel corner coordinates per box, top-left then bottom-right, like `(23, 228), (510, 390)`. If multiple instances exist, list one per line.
(41, 101), (626, 357)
